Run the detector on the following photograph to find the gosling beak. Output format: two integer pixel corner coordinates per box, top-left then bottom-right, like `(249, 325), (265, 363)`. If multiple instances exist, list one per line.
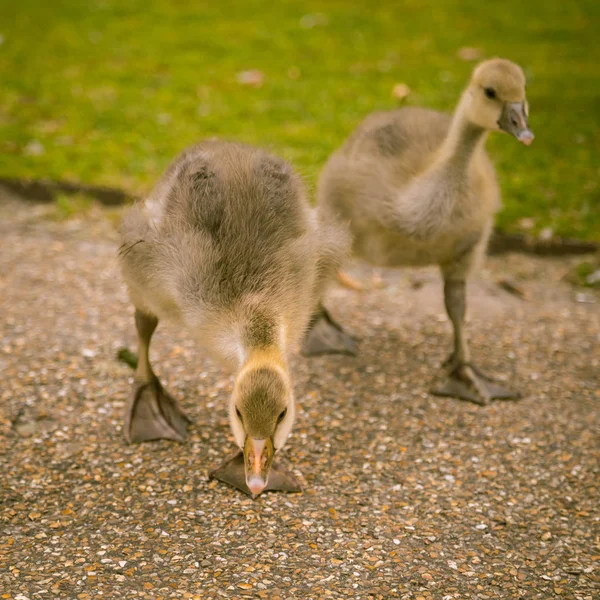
(244, 437), (275, 496)
(498, 101), (534, 146)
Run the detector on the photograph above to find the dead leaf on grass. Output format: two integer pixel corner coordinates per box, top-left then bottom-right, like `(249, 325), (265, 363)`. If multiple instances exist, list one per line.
(236, 70), (264, 88)
(392, 83), (411, 100)
(457, 47), (482, 61)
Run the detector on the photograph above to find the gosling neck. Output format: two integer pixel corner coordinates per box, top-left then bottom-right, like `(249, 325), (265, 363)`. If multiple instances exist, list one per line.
(437, 93), (488, 174)
(239, 312), (287, 374)
(243, 344), (286, 372)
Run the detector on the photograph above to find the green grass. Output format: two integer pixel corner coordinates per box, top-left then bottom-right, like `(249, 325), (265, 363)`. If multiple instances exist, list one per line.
(566, 256), (600, 287)
(54, 192), (94, 220)
(1, 0), (598, 239)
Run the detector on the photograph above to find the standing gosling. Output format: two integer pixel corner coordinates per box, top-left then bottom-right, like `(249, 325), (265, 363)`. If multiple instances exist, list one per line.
(310, 58), (533, 405)
(118, 141), (348, 494)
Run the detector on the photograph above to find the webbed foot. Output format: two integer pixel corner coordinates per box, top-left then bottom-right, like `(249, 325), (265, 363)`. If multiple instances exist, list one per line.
(301, 309), (358, 357)
(125, 378), (191, 443)
(209, 451), (302, 498)
(431, 359), (520, 406)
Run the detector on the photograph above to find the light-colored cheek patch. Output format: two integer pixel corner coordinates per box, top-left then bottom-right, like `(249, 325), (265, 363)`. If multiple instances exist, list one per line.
(229, 409), (246, 448)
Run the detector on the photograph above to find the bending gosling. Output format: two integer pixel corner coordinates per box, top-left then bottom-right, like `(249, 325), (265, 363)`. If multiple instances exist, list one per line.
(118, 141), (348, 494)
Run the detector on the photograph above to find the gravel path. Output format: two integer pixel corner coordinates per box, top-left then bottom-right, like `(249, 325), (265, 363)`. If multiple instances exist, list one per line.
(1, 191), (598, 599)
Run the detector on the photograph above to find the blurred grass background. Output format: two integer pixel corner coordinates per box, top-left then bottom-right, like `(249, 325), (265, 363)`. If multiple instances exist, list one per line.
(1, 0), (598, 239)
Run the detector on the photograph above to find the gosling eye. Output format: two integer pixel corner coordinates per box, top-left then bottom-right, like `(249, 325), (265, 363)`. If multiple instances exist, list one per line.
(276, 408), (287, 424)
(235, 407), (243, 422)
(484, 87), (497, 100)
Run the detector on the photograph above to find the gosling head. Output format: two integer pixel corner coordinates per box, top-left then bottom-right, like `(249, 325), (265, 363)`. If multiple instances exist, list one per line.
(465, 58), (534, 146)
(229, 365), (295, 496)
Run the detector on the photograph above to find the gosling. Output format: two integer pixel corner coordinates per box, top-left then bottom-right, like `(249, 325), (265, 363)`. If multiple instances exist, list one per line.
(118, 140), (348, 494)
(308, 59), (534, 405)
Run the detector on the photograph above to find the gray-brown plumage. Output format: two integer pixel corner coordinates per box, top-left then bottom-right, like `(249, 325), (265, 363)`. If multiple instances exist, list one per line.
(310, 58), (534, 404)
(118, 140), (348, 495)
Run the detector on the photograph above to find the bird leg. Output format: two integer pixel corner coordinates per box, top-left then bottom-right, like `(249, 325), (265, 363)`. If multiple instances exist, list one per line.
(124, 309), (191, 443)
(336, 270), (365, 291)
(431, 279), (520, 405)
(301, 304), (358, 357)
